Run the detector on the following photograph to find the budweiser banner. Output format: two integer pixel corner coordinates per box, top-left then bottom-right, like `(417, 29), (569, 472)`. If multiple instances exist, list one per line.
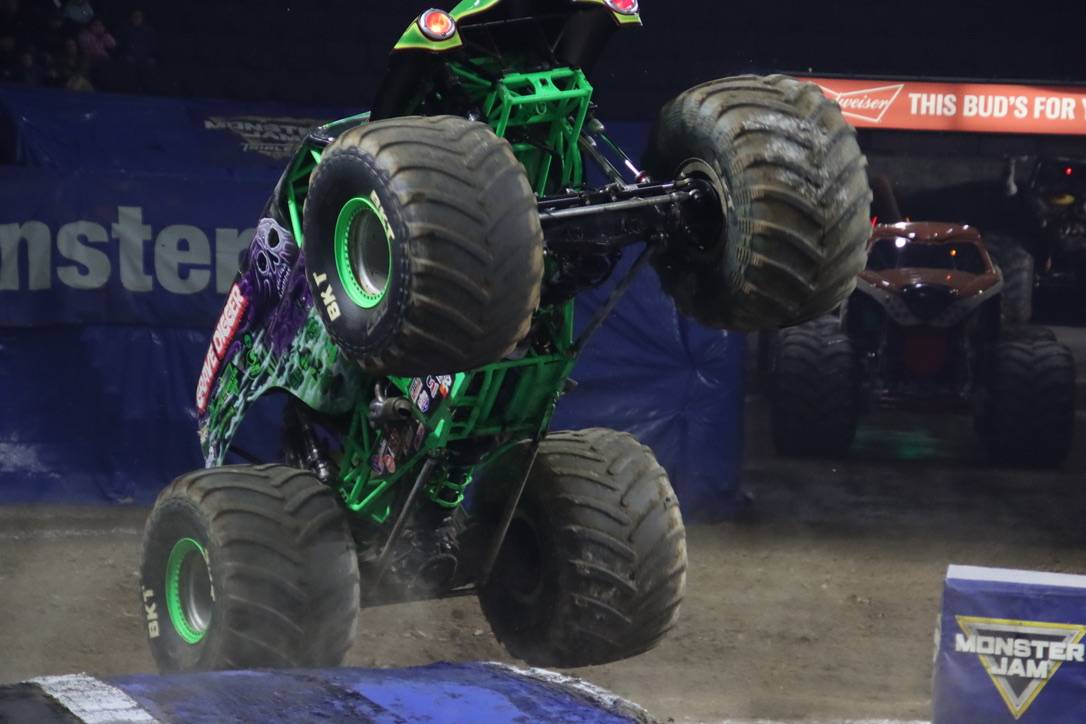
(809, 77), (1086, 135)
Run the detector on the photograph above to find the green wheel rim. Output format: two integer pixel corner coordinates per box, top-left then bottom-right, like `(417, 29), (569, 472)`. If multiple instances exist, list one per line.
(165, 538), (213, 645)
(334, 196), (393, 310)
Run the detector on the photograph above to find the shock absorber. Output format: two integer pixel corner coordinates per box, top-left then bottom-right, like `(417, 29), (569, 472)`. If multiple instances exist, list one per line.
(287, 403), (333, 483)
(427, 467), (472, 509)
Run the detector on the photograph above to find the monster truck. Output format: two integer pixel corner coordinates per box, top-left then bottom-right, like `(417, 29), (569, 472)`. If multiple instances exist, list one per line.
(771, 221), (1076, 466)
(989, 156), (1086, 316)
(139, 1), (872, 673)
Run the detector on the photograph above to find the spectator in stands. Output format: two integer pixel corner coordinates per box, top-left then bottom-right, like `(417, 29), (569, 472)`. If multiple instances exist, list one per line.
(15, 47), (46, 86)
(0, 34), (17, 82)
(0, 0), (31, 47)
(49, 36), (91, 89)
(39, 9), (70, 61)
(77, 17), (114, 65)
(61, 0), (93, 26)
(118, 9), (157, 66)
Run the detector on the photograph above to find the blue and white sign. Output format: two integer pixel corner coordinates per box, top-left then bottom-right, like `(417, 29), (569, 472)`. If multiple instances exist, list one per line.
(934, 565), (1086, 723)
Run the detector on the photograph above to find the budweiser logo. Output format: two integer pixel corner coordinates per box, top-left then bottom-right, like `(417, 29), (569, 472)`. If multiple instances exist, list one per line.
(819, 83), (905, 124)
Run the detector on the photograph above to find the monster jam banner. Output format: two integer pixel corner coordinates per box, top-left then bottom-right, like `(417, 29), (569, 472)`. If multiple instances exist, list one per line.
(0, 84), (745, 515)
(933, 565), (1086, 723)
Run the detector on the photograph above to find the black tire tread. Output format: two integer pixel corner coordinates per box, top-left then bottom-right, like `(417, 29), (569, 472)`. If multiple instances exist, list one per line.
(645, 74), (871, 331)
(141, 464), (359, 672)
(771, 320), (860, 457)
(987, 235), (1034, 325)
(480, 429), (686, 668)
(979, 336), (1075, 467)
(304, 115), (543, 375)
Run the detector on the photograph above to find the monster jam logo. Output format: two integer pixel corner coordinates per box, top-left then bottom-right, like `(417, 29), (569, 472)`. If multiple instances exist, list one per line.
(204, 115), (325, 160)
(955, 616), (1086, 719)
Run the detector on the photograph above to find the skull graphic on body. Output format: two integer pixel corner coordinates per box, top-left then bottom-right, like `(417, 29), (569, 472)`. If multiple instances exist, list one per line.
(243, 218), (299, 318)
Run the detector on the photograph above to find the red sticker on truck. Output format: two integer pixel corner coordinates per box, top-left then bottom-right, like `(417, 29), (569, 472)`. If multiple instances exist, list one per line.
(196, 283), (249, 413)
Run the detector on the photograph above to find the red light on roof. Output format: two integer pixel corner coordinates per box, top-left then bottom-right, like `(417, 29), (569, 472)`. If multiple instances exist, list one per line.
(419, 9), (456, 41)
(1066, 167), (1074, 177)
(605, 0), (639, 15)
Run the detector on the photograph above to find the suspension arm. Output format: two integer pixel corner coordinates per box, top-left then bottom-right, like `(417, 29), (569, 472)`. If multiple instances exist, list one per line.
(538, 178), (718, 254)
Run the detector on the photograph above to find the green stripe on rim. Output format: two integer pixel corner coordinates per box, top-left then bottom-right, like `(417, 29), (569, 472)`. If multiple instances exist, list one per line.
(165, 538), (213, 645)
(334, 196), (393, 310)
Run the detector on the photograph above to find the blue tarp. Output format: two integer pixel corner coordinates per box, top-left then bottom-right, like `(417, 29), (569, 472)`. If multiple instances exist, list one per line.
(0, 84), (745, 518)
(7, 664), (648, 723)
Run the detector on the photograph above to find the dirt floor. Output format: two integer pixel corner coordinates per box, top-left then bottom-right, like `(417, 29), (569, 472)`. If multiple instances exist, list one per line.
(2, 329), (1085, 722)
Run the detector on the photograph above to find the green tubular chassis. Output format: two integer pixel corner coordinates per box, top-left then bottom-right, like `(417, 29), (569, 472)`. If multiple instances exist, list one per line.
(272, 65), (597, 526)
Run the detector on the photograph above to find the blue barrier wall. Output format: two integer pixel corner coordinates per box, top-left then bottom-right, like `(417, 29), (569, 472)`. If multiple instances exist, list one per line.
(0, 84), (745, 518)
(934, 565), (1086, 723)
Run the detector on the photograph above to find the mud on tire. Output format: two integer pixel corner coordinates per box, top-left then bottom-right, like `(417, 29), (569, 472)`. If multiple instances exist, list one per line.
(139, 465), (360, 673)
(986, 234), (1035, 325)
(644, 74), (871, 331)
(478, 429), (687, 668)
(978, 332), (1075, 467)
(771, 319), (860, 457)
(303, 115), (544, 376)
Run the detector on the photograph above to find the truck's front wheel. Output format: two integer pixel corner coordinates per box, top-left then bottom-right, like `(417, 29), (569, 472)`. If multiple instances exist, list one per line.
(478, 429), (686, 668)
(644, 74), (871, 331)
(139, 465), (359, 672)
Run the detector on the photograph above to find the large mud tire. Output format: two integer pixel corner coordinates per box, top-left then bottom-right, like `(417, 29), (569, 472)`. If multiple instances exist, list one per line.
(644, 74), (871, 331)
(303, 115), (543, 376)
(479, 429), (686, 668)
(986, 235), (1035, 325)
(978, 334), (1075, 467)
(139, 465), (360, 673)
(771, 320), (860, 457)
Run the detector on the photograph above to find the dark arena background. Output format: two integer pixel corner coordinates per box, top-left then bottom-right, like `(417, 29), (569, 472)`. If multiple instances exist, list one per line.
(2, 2), (1086, 722)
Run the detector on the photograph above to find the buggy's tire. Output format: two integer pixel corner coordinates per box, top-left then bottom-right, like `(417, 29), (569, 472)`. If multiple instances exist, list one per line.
(869, 174), (903, 224)
(478, 429), (686, 667)
(303, 115), (543, 376)
(644, 74), (871, 331)
(978, 334), (1076, 467)
(986, 235), (1034, 325)
(771, 320), (860, 457)
(1002, 325), (1057, 343)
(139, 465), (360, 673)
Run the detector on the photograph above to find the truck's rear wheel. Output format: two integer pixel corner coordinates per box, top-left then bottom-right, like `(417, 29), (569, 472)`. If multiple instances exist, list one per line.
(986, 234), (1035, 325)
(644, 74), (871, 331)
(771, 320), (860, 457)
(978, 333), (1075, 467)
(303, 115), (543, 376)
(479, 429), (686, 667)
(139, 465), (359, 673)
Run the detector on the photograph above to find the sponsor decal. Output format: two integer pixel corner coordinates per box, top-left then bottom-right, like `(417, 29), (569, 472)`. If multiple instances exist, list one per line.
(821, 83), (904, 124)
(410, 376), (440, 413)
(954, 615), (1086, 719)
(141, 587), (159, 639)
(204, 115), (325, 160)
(368, 190), (395, 242)
(196, 283), (249, 413)
(425, 374), (454, 399)
(311, 272), (341, 322)
(809, 77), (1086, 136)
